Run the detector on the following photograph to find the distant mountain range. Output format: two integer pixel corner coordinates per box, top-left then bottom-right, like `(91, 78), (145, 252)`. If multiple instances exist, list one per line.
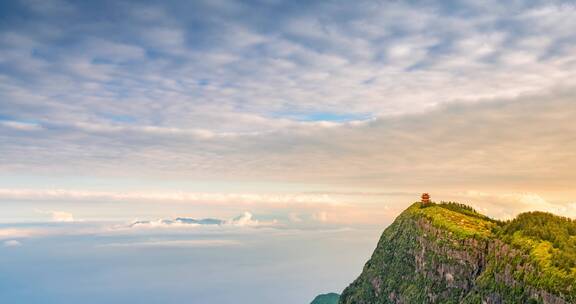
(312, 201), (576, 303)
(173, 217), (224, 225)
(129, 217), (224, 227)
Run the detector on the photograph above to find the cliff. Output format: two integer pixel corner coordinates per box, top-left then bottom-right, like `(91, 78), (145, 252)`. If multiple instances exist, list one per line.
(339, 202), (576, 304)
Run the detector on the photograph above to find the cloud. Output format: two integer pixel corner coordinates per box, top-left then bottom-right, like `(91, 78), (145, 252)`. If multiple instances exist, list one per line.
(0, 120), (43, 131)
(99, 239), (240, 248)
(0, 225), (108, 241)
(1, 87), (574, 194)
(50, 211), (75, 222)
(0, 0), (575, 224)
(35, 209), (76, 222)
(2, 1), (576, 131)
(312, 211), (328, 223)
(229, 212), (262, 227)
(1, 88), (576, 222)
(3, 240), (22, 247)
(459, 191), (576, 220)
(0, 228), (42, 239)
(288, 212), (303, 223)
(0, 189), (342, 206)
(125, 212), (275, 229)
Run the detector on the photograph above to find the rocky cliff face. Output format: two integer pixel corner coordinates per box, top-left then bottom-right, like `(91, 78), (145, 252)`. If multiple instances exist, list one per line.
(339, 202), (575, 304)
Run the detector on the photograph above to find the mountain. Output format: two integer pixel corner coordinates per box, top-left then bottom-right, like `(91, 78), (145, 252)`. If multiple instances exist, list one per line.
(129, 217), (224, 227)
(310, 293), (340, 304)
(339, 202), (576, 304)
(173, 217), (223, 225)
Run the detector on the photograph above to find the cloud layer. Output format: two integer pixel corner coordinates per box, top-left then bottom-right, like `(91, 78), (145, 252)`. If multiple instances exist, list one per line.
(2, 89), (574, 190)
(1, 0), (575, 130)
(0, 0), (575, 222)
(3, 239), (22, 247)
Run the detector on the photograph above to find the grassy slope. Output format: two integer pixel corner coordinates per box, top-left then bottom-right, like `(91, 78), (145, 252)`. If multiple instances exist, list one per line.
(411, 202), (496, 239)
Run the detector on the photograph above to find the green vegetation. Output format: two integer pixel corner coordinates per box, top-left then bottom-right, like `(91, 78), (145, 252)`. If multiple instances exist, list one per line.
(339, 201), (576, 304)
(412, 201), (496, 238)
(495, 211), (576, 298)
(501, 211), (576, 271)
(310, 293), (339, 304)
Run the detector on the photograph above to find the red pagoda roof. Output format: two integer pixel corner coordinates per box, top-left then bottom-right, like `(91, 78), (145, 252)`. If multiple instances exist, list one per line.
(421, 193), (431, 203)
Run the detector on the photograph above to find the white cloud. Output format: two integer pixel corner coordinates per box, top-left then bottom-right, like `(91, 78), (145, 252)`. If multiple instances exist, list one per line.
(1, 89), (575, 221)
(35, 209), (76, 222)
(99, 239), (240, 248)
(0, 225), (103, 240)
(3, 240), (22, 247)
(2, 1), (576, 134)
(1, 189), (341, 206)
(229, 212), (260, 227)
(0, 228), (41, 239)
(288, 213), (303, 223)
(459, 191), (576, 220)
(0, 0), (575, 225)
(0, 120), (43, 131)
(50, 211), (75, 222)
(312, 211), (328, 223)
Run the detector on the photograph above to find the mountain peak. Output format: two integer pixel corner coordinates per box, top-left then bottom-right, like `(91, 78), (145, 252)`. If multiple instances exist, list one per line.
(339, 201), (576, 303)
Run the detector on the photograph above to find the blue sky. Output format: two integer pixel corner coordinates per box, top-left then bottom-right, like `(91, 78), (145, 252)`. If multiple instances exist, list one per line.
(1, 0), (576, 302)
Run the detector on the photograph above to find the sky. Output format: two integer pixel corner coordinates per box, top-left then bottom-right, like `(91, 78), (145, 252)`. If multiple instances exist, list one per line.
(1, 0), (576, 303)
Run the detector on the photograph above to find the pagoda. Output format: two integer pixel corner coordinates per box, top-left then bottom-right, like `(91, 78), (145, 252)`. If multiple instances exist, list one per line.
(421, 193), (431, 204)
